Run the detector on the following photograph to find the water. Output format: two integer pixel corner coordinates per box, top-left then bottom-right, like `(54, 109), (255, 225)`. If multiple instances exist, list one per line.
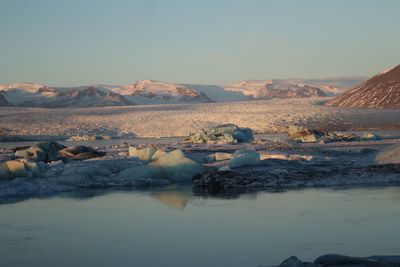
(1, 186), (400, 267)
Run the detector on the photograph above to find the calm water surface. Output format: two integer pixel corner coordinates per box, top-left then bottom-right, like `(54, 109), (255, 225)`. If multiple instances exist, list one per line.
(1, 187), (400, 267)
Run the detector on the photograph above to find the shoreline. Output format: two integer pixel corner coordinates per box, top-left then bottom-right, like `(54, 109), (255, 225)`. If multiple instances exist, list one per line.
(1, 135), (399, 203)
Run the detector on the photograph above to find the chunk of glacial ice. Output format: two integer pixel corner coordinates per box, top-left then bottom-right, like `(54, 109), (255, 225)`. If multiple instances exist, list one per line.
(375, 144), (400, 164)
(118, 165), (163, 180)
(120, 149), (205, 182)
(149, 149), (205, 182)
(151, 149), (167, 161)
(0, 162), (10, 180)
(229, 148), (260, 169)
(215, 152), (233, 161)
(5, 160), (32, 178)
(206, 152), (233, 163)
(128, 146), (157, 163)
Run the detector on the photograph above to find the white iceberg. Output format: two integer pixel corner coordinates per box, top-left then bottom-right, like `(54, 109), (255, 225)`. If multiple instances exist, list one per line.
(229, 148), (260, 169)
(120, 149), (205, 182)
(0, 159), (42, 179)
(128, 146), (167, 163)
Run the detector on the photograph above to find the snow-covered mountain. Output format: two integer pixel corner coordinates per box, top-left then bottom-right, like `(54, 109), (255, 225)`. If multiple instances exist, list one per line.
(41, 86), (132, 108)
(0, 76), (364, 108)
(0, 83), (49, 105)
(0, 83), (132, 107)
(224, 77), (365, 99)
(326, 65), (400, 109)
(0, 81), (215, 107)
(123, 80), (213, 104)
(224, 80), (327, 99)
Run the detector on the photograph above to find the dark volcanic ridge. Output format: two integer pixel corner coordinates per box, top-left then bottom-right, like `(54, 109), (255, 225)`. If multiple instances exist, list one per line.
(327, 65), (400, 109)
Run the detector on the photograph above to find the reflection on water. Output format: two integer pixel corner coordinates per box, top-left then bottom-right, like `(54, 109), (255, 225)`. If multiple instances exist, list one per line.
(1, 186), (400, 267)
(151, 191), (191, 210)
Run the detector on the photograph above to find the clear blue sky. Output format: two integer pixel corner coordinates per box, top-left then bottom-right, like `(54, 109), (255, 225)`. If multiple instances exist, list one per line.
(0, 0), (399, 86)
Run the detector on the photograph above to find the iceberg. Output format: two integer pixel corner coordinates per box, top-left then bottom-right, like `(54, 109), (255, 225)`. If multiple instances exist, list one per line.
(0, 159), (42, 179)
(120, 149), (206, 182)
(229, 148), (260, 169)
(375, 144), (400, 164)
(188, 124), (254, 144)
(207, 152), (233, 163)
(128, 146), (157, 163)
(150, 149), (205, 182)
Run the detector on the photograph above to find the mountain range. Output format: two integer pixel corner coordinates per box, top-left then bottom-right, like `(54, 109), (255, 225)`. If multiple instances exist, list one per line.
(0, 77), (366, 108)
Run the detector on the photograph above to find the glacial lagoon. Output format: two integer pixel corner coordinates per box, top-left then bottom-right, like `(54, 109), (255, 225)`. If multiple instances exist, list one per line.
(1, 186), (400, 267)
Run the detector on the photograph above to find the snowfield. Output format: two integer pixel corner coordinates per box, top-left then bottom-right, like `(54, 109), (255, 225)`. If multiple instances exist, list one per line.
(1, 98), (399, 139)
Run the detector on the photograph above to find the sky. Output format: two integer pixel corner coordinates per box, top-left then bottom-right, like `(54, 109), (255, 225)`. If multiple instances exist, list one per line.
(0, 0), (399, 86)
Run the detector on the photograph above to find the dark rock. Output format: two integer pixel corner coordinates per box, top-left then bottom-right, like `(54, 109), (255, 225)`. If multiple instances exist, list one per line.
(58, 146), (106, 160)
(266, 254), (400, 267)
(314, 254), (400, 266)
(288, 125), (323, 143)
(15, 141), (66, 162)
(277, 256), (317, 267)
(288, 125), (377, 143)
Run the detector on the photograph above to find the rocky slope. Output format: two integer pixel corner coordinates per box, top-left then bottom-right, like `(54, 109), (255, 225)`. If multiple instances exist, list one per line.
(326, 65), (400, 109)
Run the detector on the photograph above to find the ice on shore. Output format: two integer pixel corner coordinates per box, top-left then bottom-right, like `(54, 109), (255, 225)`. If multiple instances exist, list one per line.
(207, 152), (233, 162)
(120, 149), (205, 182)
(118, 165), (163, 180)
(375, 144), (400, 164)
(0, 159), (42, 179)
(229, 148), (260, 168)
(127, 146), (166, 163)
(150, 149), (205, 182)
(188, 124), (254, 144)
(206, 148), (261, 169)
(1, 134), (400, 201)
